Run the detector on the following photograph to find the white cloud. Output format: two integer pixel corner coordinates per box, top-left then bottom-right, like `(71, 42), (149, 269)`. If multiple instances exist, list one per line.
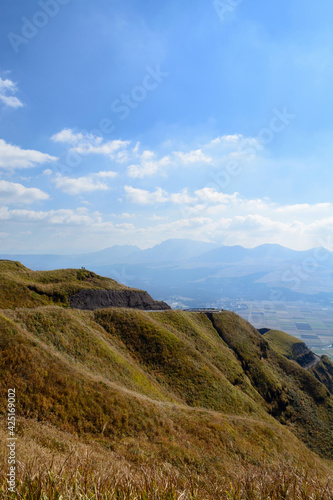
(124, 186), (242, 207)
(0, 180), (49, 204)
(127, 161), (158, 178)
(53, 170), (117, 195)
(121, 184), (333, 249)
(51, 129), (130, 158)
(1, 186), (331, 251)
(0, 78), (23, 109)
(126, 145), (213, 179)
(51, 129), (90, 145)
(54, 176), (108, 195)
(73, 140), (130, 156)
(50, 130), (262, 180)
(94, 171), (118, 179)
(126, 147), (210, 178)
(125, 134), (261, 178)
(194, 187), (240, 205)
(221, 214), (289, 232)
(127, 152), (171, 179)
(174, 149), (211, 164)
(276, 202), (333, 217)
(2, 129), (329, 252)
(210, 134), (241, 144)
(170, 189), (196, 205)
(0, 206), (97, 225)
(125, 186), (168, 204)
(116, 150), (130, 163)
(123, 185), (332, 221)
(0, 139), (57, 170)
(209, 134), (262, 151)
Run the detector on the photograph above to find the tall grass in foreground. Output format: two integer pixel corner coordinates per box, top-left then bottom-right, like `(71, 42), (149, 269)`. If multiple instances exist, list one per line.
(0, 451), (332, 499)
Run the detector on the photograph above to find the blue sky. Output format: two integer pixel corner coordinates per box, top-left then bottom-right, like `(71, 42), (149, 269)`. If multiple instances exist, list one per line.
(0, 0), (332, 252)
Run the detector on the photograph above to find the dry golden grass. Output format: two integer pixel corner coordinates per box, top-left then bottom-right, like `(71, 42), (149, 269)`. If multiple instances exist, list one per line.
(1, 307), (333, 486)
(0, 261), (129, 309)
(0, 419), (332, 499)
(1, 263), (333, 498)
(1, 448), (332, 499)
(263, 329), (303, 358)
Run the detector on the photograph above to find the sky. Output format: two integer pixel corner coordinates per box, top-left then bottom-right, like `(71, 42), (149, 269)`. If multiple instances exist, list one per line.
(0, 0), (332, 253)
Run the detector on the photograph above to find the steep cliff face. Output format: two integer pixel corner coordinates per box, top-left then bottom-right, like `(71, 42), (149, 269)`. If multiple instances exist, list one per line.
(262, 329), (320, 369)
(69, 289), (171, 311)
(291, 341), (319, 368)
(310, 355), (333, 394)
(0, 260), (170, 311)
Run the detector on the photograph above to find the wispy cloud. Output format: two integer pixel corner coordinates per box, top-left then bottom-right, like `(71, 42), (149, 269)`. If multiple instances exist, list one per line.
(124, 186), (168, 204)
(127, 151), (171, 178)
(174, 149), (212, 164)
(53, 170), (118, 195)
(50, 129), (263, 181)
(0, 77), (23, 109)
(1, 185), (331, 251)
(123, 184), (333, 248)
(0, 206), (96, 225)
(0, 207), (137, 235)
(51, 129), (130, 158)
(126, 134), (261, 178)
(125, 186), (243, 207)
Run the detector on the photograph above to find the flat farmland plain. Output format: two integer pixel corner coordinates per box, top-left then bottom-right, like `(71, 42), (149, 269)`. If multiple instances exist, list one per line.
(236, 301), (333, 360)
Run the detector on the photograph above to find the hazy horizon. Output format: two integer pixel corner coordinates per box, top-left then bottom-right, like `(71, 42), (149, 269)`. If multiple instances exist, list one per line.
(1, 237), (333, 256)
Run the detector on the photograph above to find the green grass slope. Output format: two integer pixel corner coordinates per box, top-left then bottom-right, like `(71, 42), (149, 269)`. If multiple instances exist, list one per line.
(263, 328), (318, 367)
(0, 307), (331, 474)
(262, 329), (303, 358)
(0, 260), (128, 309)
(209, 312), (333, 458)
(263, 328), (333, 395)
(310, 355), (333, 395)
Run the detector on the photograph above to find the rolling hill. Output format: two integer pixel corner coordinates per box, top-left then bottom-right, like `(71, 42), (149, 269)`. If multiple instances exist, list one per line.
(0, 261), (332, 498)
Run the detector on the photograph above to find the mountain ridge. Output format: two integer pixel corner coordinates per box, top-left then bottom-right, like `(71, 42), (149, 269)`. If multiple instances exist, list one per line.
(1, 240), (331, 309)
(2, 240), (332, 267)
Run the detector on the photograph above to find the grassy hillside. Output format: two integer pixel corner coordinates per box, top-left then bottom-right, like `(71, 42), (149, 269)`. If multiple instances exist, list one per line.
(263, 328), (333, 396)
(209, 313), (333, 457)
(262, 329), (303, 358)
(0, 262), (332, 498)
(310, 355), (333, 395)
(0, 260), (128, 309)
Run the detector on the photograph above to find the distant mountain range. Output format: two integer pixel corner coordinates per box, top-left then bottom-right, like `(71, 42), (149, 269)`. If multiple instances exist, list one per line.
(1, 239), (332, 307)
